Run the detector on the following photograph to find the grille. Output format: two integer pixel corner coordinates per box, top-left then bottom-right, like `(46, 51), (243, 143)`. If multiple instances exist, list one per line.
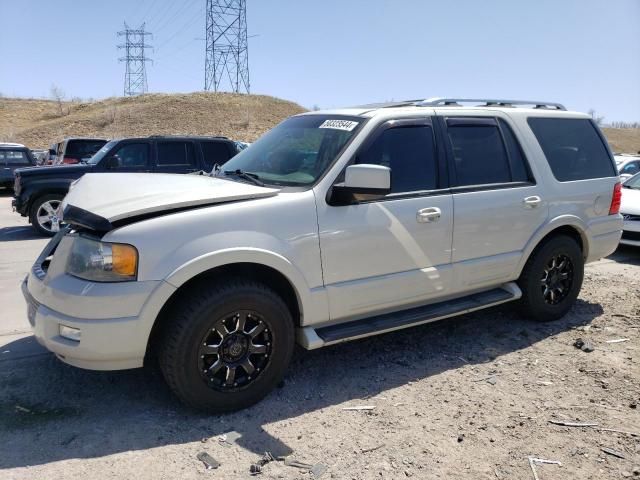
(621, 230), (640, 242)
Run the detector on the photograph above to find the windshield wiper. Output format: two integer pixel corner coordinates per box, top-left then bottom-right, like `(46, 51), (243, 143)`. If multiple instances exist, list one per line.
(223, 169), (265, 187)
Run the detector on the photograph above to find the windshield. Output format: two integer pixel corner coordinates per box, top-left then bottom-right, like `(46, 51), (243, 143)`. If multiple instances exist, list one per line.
(624, 173), (640, 189)
(220, 115), (364, 186)
(87, 140), (119, 164)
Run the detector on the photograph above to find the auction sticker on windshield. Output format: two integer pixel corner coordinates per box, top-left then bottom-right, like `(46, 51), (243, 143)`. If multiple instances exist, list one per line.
(319, 119), (359, 131)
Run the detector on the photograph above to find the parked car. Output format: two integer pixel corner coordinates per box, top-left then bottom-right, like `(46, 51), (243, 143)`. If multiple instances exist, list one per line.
(614, 154), (640, 181)
(52, 138), (108, 165)
(12, 135), (241, 235)
(0, 143), (36, 188)
(620, 172), (640, 246)
(22, 98), (622, 412)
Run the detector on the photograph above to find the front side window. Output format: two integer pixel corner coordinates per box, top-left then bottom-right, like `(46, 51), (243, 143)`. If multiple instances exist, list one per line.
(157, 142), (196, 166)
(200, 141), (231, 171)
(356, 125), (438, 193)
(221, 115), (364, 186)
(113, 143), (149, 168)
(447, 122), (511, 186)
(527, 118), (616, 182)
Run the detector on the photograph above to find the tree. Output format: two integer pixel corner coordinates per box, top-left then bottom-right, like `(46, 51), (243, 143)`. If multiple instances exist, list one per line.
(50, 84), (66, 116)
(588, 108), (605, 126)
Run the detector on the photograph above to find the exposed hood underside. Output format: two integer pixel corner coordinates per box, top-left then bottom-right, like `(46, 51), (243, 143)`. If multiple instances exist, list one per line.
(60, 172), (279, 232)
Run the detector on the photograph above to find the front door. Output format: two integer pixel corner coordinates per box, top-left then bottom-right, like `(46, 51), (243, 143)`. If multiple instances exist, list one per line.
(316, 117), (453, 321)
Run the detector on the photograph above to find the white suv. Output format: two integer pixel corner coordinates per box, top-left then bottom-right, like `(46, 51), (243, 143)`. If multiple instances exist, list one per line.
(22, 98), (623, 411)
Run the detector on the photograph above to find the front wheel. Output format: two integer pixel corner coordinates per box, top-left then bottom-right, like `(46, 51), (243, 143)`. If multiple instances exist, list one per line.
(518, 235), (584, 322)
(158, 280), (294, 412)
(29, 194), (64, 237)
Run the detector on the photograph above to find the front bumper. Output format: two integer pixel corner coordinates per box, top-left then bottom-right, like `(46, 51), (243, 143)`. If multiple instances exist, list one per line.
(22, 231), (175, 370)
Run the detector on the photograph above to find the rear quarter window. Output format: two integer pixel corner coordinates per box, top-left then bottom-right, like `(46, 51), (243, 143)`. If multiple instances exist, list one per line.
(527, 118), (616, 182)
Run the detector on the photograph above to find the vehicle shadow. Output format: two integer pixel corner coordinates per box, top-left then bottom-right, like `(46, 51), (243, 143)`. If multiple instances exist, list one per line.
(606, 244), (640, 265)
(0, 299), (602, 469)
(0, 226), (43, 242)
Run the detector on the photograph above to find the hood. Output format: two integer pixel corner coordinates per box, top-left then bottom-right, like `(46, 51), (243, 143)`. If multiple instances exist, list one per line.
(620, 186), (640, 216)
(61, 173), (279, 231)
(15, 163), (92, 179)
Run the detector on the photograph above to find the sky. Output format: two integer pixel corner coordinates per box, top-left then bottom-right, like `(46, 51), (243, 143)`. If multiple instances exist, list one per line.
(0, 0), (639, 122)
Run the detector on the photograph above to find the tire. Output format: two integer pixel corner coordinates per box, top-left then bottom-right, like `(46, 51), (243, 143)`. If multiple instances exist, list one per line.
(518, 234), (584, 322)
(158, 279), (295, 412)
(29, 194), (64, 237)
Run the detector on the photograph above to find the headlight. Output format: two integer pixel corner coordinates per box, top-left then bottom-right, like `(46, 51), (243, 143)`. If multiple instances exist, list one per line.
(66, 237), (138, 282)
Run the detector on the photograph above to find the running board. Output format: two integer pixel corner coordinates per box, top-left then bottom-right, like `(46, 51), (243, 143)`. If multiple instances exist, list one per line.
(298, 283), (521, 349)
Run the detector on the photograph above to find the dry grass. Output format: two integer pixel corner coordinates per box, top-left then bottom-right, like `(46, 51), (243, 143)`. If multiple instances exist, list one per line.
(1, 94), (638, 154)
(601, 127), (640, 154)
(0, 92), (306, 148)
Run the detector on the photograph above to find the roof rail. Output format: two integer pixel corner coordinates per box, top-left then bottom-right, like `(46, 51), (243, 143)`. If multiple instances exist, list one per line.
(418, 98), (566, 110)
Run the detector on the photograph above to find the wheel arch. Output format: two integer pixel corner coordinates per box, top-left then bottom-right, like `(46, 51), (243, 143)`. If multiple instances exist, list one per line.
(517, 216), (589, 277)
(146, 255), (312, 362)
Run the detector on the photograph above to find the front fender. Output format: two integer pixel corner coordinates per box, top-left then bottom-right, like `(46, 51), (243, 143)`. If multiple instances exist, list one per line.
(164, 248), (328, 326)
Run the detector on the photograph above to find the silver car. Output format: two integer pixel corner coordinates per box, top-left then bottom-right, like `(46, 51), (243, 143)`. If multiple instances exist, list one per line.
(22, 98), (622, 411)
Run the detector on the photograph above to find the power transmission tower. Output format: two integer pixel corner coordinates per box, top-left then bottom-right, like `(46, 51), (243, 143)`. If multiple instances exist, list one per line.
(204, 0), (250, 93)
(118, 22), (153, 96)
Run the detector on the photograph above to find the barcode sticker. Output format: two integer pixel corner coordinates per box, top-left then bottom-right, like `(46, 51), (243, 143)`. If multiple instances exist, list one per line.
(319, 119), (359, 131)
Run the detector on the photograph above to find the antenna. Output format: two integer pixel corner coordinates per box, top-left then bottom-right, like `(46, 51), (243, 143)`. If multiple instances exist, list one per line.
(204, 0), (250, 93)
(118, 22), (153, 96)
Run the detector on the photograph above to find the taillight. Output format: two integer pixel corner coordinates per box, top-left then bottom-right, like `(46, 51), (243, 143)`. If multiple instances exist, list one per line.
(63, 157), (79, 164)
(609, 182), (622, 215)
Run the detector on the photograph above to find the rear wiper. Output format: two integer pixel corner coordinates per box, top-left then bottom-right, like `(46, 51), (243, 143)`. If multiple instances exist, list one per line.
(223, 169), (265, 187)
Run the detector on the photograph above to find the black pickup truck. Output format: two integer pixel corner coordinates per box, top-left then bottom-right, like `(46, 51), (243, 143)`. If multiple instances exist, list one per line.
(13, 135), (241, 235)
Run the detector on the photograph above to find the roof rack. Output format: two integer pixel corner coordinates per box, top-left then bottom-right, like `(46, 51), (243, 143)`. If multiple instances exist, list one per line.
(418, 97), (566, 110)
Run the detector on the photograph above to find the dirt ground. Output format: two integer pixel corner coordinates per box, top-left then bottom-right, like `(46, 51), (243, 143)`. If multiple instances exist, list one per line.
(0, 223), (638, 479)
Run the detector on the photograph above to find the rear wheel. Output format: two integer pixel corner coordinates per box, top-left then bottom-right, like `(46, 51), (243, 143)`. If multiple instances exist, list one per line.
(158, 279), (294, 412)
(30, 194), (64, 237)
(518, 235), (583, 322)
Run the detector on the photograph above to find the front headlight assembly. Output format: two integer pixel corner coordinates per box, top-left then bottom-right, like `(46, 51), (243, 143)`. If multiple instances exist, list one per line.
(66, 237), (138, 282)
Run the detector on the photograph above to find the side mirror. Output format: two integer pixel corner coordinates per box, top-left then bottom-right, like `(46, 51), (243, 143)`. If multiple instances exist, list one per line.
(330, 164), (391, 204)
(48, 148), (56, 156)
(104, 156), (120, 169)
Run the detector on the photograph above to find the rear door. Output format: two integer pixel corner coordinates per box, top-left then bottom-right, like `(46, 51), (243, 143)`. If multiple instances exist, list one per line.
(439, 114), (548, 292)
(154, 140), (199, 174)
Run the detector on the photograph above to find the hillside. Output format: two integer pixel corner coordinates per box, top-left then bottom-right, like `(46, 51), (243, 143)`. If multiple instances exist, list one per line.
(1, 93), (638, 153)
(0, 93), (305, 149)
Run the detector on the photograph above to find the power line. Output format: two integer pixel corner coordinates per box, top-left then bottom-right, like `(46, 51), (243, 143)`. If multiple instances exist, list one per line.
(155, 4), (204, 51)
(204, 0), (250, 93)
(117, 22), (153, 96)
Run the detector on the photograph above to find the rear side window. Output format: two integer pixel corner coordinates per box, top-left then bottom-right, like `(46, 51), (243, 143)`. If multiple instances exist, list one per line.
(527, 118), (616, 181)
(200, 141), (231, 171)
(0, 150), (31, 165)
(446, 123), (511, 186)
(498, 119), (532, 183)
(357, 125), (438, 193)
(157, 142), (196, 166)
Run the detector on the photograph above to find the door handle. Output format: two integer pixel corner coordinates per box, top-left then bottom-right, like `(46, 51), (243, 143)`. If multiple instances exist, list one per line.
(523, 196), (542, 208)
(417, 207), (441, 223)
